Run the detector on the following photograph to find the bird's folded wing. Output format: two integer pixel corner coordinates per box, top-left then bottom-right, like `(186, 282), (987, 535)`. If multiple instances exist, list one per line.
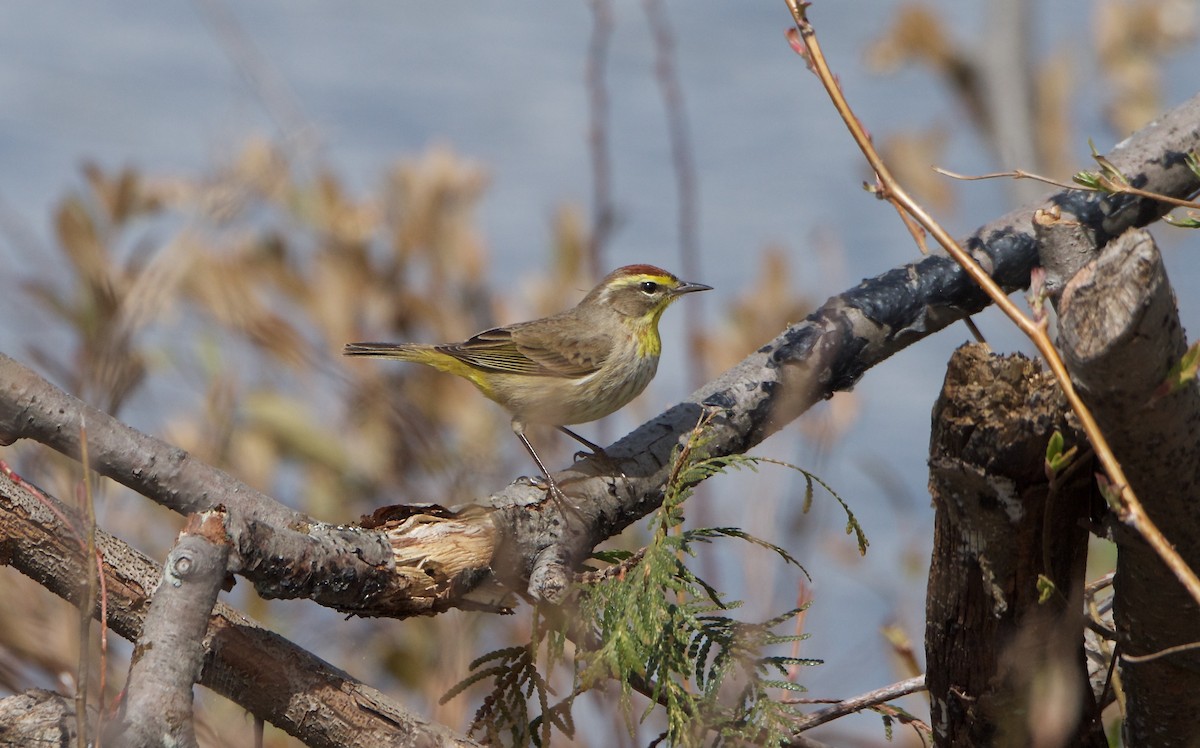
(439, 326), (609, 378)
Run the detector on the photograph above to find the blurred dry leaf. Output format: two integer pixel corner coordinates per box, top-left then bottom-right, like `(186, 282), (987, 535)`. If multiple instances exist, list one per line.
(181, 246), (311, 369)
(22, 169), (180, 413)
(523, 204), (593, 319)
(1096, 0), (1198, 134)
(700, 248), (812, 375)
(1033, 49), (1076, 179)
(866, 3), (984, 130)
(52, 195), (110, 289)
(82, 162), (161, 224)
(385, 146), (489, 282)
(879, 128), (954, 213)
(868, 1), (1083, 186)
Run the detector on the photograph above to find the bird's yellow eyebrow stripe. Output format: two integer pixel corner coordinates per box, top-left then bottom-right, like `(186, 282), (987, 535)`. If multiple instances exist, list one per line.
(613, 273), (677, 287)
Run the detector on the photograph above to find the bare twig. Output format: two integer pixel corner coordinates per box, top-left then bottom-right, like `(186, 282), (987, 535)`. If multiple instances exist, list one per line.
(787, 674), (927, 733)
(784, 0), (1200, 609)
(1086, 572), (1116, 597)
(93, 543), (109, 748)
(936, 166), (1200, 210)
(76, 417), (96, 748)
(785, 582), (812, 686)
(1084, 572), (1123, 711)
(585, 0), (616, 279)
(1122, 640), (1200, 664)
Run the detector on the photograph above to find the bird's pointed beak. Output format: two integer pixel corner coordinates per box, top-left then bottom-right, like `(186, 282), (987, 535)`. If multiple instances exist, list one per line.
(672, 280), (713, 295)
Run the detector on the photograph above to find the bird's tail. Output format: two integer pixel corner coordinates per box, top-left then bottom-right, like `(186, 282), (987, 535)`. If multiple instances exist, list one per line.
(343, 342), (434, 361)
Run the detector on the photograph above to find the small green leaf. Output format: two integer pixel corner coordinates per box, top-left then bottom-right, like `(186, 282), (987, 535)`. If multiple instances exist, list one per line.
(1072, 170), (1103, 190)
(1153, 339), (1200, 399)
(1186, 151), (1200, 180)
(1164, 212), (1200, 229)
(1072, 139), (1130, 193)
(1089, 138), (1130, 188)
(1037, 574), (1057, 604)
(1046, 430), (1063, 462)
(1044, 430), (1078, 478)
(1096, 473), (1122, 510)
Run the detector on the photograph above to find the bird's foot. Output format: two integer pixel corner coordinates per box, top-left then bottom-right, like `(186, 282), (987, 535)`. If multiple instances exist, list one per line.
(571, 444), (609, 462)
(519, 474), (583, 518)
(558, 427), (625, 478)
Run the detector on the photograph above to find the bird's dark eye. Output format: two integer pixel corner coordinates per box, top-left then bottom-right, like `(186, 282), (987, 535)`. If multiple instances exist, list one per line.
(640, 281), (659, 294)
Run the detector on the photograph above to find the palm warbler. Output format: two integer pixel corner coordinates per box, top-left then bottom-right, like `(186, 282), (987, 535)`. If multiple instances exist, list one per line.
(344, 264), (711, 501)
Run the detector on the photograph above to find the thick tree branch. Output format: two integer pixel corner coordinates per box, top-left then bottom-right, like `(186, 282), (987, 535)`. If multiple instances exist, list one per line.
(0, 689), (90, 745)
(1056, 229), (1200, 746)
(0, 469), (478, 748)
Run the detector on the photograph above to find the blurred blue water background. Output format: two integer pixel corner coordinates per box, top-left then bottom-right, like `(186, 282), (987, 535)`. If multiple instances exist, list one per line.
(2, 1), (1198, 744)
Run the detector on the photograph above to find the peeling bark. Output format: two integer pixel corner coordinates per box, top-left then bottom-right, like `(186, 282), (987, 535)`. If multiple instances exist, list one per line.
(0, 689), (87, 745)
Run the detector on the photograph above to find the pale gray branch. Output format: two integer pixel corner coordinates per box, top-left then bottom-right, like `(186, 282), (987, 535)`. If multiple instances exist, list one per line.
(106, 510), (231, 748)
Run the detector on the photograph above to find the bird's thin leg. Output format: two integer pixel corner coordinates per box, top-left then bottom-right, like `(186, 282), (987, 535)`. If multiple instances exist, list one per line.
(515, 432), (578, 513)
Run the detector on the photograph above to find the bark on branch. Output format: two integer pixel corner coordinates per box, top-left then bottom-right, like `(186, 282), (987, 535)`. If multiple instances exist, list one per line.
(0, 689), (90, 745)
(926, 344), (1103, 747)
(0, 356), (503, 618)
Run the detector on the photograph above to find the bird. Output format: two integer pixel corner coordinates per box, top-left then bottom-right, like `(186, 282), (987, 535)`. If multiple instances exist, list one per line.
(344, 264), (711, 505)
